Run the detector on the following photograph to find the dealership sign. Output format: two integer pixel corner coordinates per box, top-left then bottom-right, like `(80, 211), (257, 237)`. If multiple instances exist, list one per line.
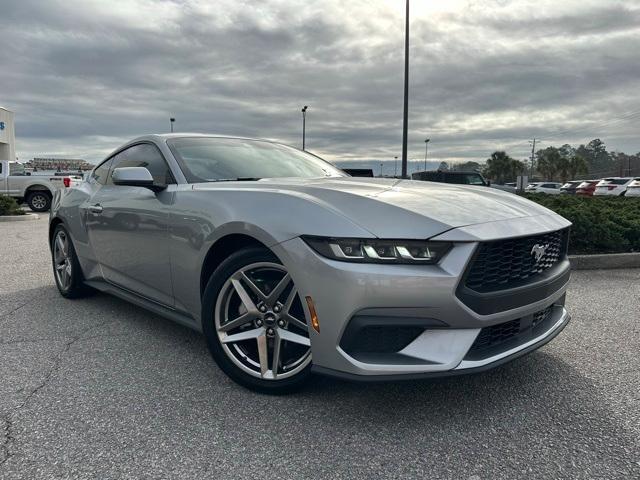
(0, 122), (5, 130)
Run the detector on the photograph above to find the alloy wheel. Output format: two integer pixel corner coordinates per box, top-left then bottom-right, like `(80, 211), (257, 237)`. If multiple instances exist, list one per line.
(215, 262), (311, 380)
(31, 194), (48, 210)
(53, 230), (72, 290)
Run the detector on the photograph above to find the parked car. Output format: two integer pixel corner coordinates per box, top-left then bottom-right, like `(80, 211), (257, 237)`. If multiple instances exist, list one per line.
(624, 178), (640, 197)
(525, 182), (562, 194)
(560, 181), (585, 195)
(411, 170), (489, 186)
(593, 177), (634, 196)
(50, 134), (571, 393)
(575, 180), (599, 196)
(0, 160), (81, 211)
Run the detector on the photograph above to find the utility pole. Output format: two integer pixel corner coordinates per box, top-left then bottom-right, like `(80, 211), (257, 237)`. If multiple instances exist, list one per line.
(394, 156), (398, 177)
(301, 106), (308, 150)
(529, 138), (536, 179)
(400, 0), (410, 179)
(170, 117), (175, 133)
(380, 162), (384, 177)
(424, 138), (430, 171)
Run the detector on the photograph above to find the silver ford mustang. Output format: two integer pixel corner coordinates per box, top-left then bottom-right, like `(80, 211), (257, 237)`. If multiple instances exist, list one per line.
(50, 134), (571, 393)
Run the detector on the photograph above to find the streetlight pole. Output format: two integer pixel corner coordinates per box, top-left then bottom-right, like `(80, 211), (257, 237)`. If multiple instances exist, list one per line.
(380, 162), (384, 177)
(400, 0), (410, 179)
(301, 106), (308, 150)
(424, 138), (430, 171)
(170, 117), (175, 133)
(394, 156), (398, 177)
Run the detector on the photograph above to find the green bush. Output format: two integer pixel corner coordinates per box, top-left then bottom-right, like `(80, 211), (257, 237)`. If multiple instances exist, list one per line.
(521, 194), (640, 254)
(0, 196), (25, 216)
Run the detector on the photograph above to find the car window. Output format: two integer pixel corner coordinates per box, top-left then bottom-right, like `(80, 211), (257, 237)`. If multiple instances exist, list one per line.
(90, 158), (113, 185)
(464, 174), (485, 185)
(108, 143), (175, 186)
(167, 137), (345, 183)
(9, 162), (26, 176)
(609, 178), (631, 185)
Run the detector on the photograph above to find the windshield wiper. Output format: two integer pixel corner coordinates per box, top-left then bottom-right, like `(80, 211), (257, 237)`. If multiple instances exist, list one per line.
(206, 177), (262, 182)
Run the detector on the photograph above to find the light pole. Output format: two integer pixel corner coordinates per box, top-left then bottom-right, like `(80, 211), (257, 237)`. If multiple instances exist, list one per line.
(170, 117), (175, 133)
(424, 138), (430, 171)
(394, 156), (399, 177)
(301, 106), (308, 150)
(400, 0), (410, 179)
(380, 162), (384, 177)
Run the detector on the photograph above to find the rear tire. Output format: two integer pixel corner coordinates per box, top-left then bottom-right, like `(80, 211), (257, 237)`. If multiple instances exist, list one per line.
(27, 191), (52, 212)
(51, 225), (92, 299)
(202, 247), (312, 394)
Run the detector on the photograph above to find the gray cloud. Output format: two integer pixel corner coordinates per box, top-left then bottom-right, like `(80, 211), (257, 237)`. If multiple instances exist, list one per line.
(2, 0), (640, 165)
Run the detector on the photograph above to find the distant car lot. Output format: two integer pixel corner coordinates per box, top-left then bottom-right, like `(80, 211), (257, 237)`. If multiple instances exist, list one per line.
(1, 217), (639, 479)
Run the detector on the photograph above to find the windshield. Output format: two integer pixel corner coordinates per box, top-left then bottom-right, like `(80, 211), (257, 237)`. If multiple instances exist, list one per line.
(167, 137), (345, 183)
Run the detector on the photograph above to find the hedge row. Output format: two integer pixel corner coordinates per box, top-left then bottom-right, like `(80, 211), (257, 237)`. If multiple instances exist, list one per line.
(522, 194), (640, 254)
(0, 196), (25, 216)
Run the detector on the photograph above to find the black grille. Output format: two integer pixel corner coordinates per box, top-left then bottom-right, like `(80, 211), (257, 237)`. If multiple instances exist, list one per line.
(464, 305), (555, 361)
(344, 326), (424, 354)
(464, 229), (568, 293)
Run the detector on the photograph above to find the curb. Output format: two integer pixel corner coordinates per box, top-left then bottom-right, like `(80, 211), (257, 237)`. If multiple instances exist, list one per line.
(0, 213), (40, 222)
(570, 252), (640, 270)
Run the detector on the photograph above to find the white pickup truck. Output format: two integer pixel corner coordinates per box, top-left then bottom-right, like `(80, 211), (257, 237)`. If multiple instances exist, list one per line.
(0, 160), (82, 211)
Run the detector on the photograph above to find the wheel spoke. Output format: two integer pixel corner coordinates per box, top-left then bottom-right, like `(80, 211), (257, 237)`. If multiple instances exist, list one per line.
(218, 311), (256, 332)
(56, 235), (66, 257)
(271, 334), (281, 379)
(284, 313), (308, 332)
(56, 263), (66, 271)
(240, 272), (268, 303)
(256, 333), (269, 377)
(266, 273), (291, 304)
(230, 278), (259, 313)
(279, 329), (311, 347)
(283, 285), (297, 311)
(221, 327), (263, 344)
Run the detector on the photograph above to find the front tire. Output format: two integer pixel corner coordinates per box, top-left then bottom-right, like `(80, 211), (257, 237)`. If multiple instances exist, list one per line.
(51, 225), (91, 298)
(202, 247), (312, 394)
(27, 191), (51, 212)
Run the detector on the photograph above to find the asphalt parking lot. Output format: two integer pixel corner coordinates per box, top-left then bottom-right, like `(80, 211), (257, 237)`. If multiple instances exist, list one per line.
(1, 217), (638, 479)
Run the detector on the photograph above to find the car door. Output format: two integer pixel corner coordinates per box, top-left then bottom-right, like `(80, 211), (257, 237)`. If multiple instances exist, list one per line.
(85, 143), (176, 307)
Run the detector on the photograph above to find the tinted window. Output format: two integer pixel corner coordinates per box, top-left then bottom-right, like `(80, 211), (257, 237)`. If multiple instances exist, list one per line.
(108, 143), (174, 185)
(609, 178), (631, 185)
(462, 174), (485, 185)
(167, 137), (344, 183)
(91, 158), (113, 185)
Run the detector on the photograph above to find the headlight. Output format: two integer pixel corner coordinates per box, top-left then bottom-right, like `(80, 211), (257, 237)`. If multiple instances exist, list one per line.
(302, 236), (452, 264)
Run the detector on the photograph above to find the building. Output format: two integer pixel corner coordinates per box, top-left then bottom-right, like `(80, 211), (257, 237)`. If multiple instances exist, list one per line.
(0, 106), (16, 161)
(27, 157), (94, 172)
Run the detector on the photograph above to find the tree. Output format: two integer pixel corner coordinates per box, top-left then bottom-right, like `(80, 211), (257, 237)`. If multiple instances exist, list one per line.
(453, 161), (481, 172)
(536, 147), (562, 181)
(567, 154), (589, 180)
(483, 151), (525, 184)
(576, 139), (613, 175)
(438, 161), (449, 171)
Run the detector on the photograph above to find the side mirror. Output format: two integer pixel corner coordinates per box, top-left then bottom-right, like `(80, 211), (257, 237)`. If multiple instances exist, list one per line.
(112, 167), (166, 192)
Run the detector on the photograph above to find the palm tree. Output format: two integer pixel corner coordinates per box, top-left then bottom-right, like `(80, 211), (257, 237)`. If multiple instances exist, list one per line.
(484, 151), (525, 183)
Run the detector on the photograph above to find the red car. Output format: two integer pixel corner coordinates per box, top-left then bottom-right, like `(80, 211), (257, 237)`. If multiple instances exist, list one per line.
(575, 180), (599, 196)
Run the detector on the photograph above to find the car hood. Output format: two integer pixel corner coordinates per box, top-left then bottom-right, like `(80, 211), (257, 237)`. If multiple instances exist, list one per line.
(194, 177), (562, 239)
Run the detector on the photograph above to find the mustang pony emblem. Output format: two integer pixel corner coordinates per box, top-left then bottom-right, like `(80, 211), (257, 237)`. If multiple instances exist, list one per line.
(531, 244), (547, 262)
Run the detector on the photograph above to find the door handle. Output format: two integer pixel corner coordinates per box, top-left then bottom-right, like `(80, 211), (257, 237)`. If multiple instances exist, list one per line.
(88, 204), (103, 214)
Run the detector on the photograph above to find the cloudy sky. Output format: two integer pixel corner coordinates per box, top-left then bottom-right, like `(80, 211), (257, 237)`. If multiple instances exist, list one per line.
(3, 0), (640, 166)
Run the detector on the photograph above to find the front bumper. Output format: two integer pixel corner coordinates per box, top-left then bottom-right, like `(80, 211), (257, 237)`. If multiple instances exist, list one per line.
(272, 237), (571, 378)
